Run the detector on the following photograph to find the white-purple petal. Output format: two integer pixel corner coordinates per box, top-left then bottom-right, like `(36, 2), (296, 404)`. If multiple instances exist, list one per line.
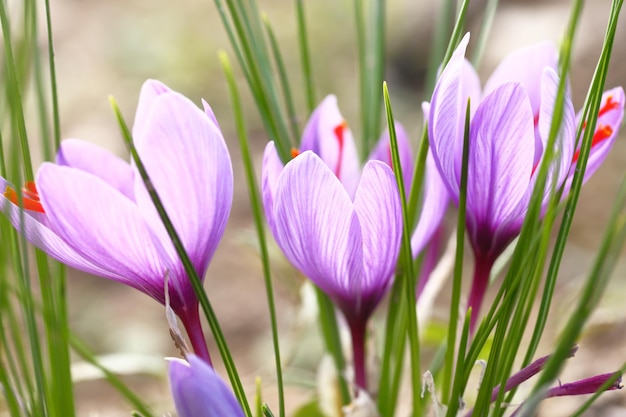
(37, 163), (171, 305)
(352, 160), (402, 315)
(429, 33), (471, 198)
(484, 42), (558, 117)
(300, 95), (361, 197)
(272, 152), (365, 316)
(261, 141), (285, 237)
(56, 139), (135, 199)
(132, 91), (234, 278)
(411, 151), (449, 256)
(466, 82), (535, 255)
(169, 355), (245, 417)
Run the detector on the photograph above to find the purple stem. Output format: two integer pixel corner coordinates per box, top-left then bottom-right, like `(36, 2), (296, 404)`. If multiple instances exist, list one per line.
(348, 317), (368, 391)
(467, 253), (495, 332)
(181, 306), (213, 366)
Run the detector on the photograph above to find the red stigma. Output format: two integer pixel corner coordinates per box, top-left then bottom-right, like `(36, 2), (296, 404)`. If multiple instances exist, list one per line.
(572, 125), (613, 163)
(582, 95), (619, 129)
(4, 181), (45, 213)
(333, 121), (348, 178)
(290, 148), (301, 159)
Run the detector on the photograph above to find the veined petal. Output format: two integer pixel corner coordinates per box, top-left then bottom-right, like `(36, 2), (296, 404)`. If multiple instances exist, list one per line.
(575, 86), (625, 183)
(484, 42), (558, 116)
(368, 122), (414, 189)
(272, 152), (364, 310)
(536, 68), (575, 195)
(352, 161), (402, 316)
(411, 151), (449, 256)
(261, 141), (285, 236)
(37, 163), (169, 304)
(133, 79), (172, 139)
(429, 33), (470, 198)
(169, 355), (245, 417)
(0, 178), (127, 281)
(300, 95), (361, 197)
(133, 92), (234, 278)
(467, 82), (535, 252)
(201, 99), (221, 130)
(56, 139), (135, 200)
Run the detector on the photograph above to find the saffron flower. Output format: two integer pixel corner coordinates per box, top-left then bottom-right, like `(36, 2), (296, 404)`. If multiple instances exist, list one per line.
(428, 33), (625, 330)
(262, 147), (402, 390)
(169, 354), (244, 417)
(294, 94), (449, 258)
(0, 80), (233, 364)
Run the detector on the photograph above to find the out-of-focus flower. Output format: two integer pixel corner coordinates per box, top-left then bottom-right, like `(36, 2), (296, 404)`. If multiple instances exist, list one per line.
(262, 147), (401, 389)
(428, 33), (624, 329)
(1, 80), (233, 362)
(169, 354), (244, 417)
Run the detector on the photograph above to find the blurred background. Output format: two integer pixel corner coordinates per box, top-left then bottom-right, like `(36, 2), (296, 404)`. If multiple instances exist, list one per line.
(27, 0), (626, 415)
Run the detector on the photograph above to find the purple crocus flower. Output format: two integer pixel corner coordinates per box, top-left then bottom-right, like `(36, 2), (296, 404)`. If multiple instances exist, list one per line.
(169, 354), (244, 417)
(0, 80), (233, 364)
(296, 94), (449, 258)
(428, 33), (624, 329)
(262, 146), (402, 390)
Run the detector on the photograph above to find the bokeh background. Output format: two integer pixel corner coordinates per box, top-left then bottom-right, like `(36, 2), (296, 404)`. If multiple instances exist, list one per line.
(25, 0), (626, 415)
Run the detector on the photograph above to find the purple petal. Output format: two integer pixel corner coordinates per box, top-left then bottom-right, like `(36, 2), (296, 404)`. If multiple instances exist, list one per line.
(429, 33), (471, 199)
(411, 151), (449, 256)
(169, 355), (245, 417)
(261, 141), (285, 236)
(132, 92), (234, 278)
(37, 163), (169, 304)
(368, 122), (414, 189)
(56, 139), (135, 200)
(578, 86), (624, 182)
(536, 68), (576, 196)
(0, 178), (127, 281)
(352, 160), (402, 314)
(133, 79), (172, 139)
(202, 99), (221, 130)
(466, 83), (535, 254)
(272, 152), (365, 315)
(484, 42), (558, 117)
(300, 95), (361, 197)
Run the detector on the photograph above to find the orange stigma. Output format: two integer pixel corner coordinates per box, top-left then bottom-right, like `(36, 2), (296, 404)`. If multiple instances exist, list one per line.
(290, 148), (301, 159)
(572, 125), (614, 163)
(4, 181), (45, 213)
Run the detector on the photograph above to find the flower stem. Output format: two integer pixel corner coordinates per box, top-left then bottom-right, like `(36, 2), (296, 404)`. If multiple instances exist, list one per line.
(468, 253), (495, 332)
(348, 317), (368, 391)
(182, 307), (213, 366)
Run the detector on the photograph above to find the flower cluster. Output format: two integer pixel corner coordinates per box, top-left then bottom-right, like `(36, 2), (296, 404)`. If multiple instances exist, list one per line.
(0, 31), (623, 416)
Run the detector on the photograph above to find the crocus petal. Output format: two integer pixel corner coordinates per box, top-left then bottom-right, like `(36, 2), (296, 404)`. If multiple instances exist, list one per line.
(577, 86), (625, 182)
(484, 42), (558, 116)
(169, 355), (245, 417)
(429, 33), (470, 198)
(411, 151), (449, 256)
(133, 79), (172, 139)
(202, 99), (221, 130)
(56, 139), (135, 199)
(261, 141), (285, 236)
(272, 152), (364, 312)
(352, 160), (402, 316)
(37, 163), (169, 304)
(0, 178), (127, 281)
(301, 95), (361, 197)
(133, 91), (234, 278)
(536, 68), (576, 196)
(467, 82), (535, 254)
(368, 122), (414, 189)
